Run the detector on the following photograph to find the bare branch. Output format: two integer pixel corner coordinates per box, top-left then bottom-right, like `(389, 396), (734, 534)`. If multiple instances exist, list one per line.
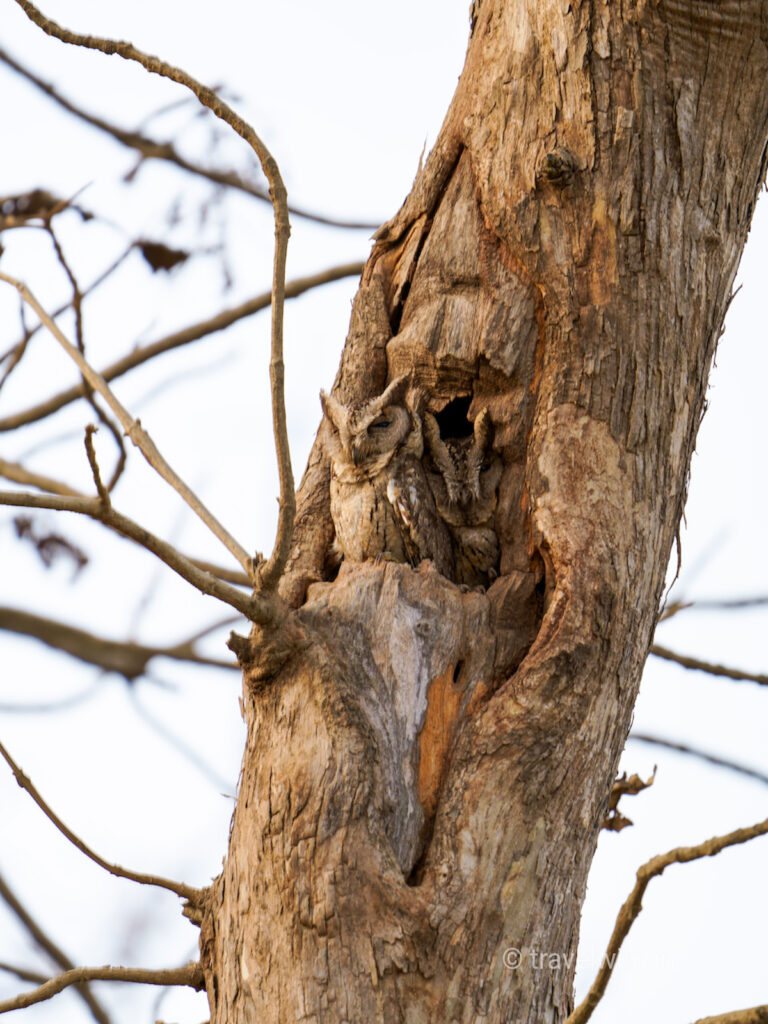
(0, 963), (48, 986)
(667, 595), (768, 614)
(0, 962), (203, 1014)
(0, 243), (133, 395)
(84, 425), (111, 507)
(46, 224), (127, 490)
(0, 607), (238, 678)
(0, 454), (251, 587)
(660, 595), (768, 622)
(651, 644), (768, 687)
(0, 489), (273, 621)
(0, 871), (111, 1024)
(565, 815), (768, 1024)
(0, 271), (255, 579)
(629, 733), (768, 787)
(658, 599), (693, 622)
(0, 457), (82, 496)
(12, 1), (296, 589)
(181, 613), (242, 643)
(0, 261), (363, 432)
(691, 1007), (768, 1024)
(0, 683), (99, 715)
(692, 596), (768, 611)
(0, 45), (379, 231)
(189, 558), (250, 587)
(0, 740), (199, 902)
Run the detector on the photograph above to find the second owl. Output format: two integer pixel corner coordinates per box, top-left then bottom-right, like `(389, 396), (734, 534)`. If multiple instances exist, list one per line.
(423, 407), (502, 588)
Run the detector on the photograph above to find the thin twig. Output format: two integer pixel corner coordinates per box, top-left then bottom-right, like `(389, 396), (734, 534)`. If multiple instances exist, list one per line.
(181, 613), (242, 644)
(185, 559), (249, 587)
(0, 271), (255, 579)
(12, 2), (295, 591)
(0, 871), (111, 1024)
(84, 425), (111, 507)
(0, 607), (238, 678)
(0, 456), (82, 496)
(565, 815), (768, 1024)
(0, 962), (203, 1014)
(694, 596), (768, 610)
(0, 682), (100, 714)
(0, 740), (199, 902)
(0, 261), (364, 432)
(651, 644), (768, 687)
(657, 599), (693, 622)
(660, 595), (768, 622)
(678, 596), (768, 612)
(0, 963), (48, 985)
(0, 243), (133, 394)
(629, 733), (768, 787)
(0, 489), (273, 621)
(0, 44), (379, 231)
(46, 223), (127, 489)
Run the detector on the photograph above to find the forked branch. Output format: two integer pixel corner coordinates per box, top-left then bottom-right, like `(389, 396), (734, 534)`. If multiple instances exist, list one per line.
(0, 270), (254, 578)
(0, 455), (251, 587)
(0, 962), (203, 1015)
(566, 815), (768, 1024)
(0, 488), (270, 620)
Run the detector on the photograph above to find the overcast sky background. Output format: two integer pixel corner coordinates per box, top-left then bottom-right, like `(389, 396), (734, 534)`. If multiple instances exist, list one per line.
(1, 3), (766, 1022)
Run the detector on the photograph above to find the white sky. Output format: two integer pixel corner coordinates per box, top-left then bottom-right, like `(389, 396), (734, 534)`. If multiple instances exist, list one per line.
(0, 3), (766, 1022)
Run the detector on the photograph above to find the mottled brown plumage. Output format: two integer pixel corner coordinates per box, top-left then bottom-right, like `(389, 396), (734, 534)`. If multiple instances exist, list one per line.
(320, 377), (453, 576)
(423, 407), (502, 587)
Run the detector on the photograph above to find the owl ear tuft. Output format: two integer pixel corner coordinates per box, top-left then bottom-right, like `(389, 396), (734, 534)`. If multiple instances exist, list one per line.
(423, 410), (455, 482)
(422, 410), (442, 450)
(473, 407), (493, 452)
(377, 374), (410, 409)
(320, 390), (344, 431)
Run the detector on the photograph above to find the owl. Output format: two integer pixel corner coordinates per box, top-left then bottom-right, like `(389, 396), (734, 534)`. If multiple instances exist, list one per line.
(423, 407), (502, 588)
(320, 376), (453, 577)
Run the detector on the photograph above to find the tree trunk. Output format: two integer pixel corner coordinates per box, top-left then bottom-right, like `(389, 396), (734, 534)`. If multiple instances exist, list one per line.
(200, 2), (768, 1021)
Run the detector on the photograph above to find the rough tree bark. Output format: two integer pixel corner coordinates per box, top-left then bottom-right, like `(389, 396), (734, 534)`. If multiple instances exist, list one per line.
(199, 2), (768, 1021)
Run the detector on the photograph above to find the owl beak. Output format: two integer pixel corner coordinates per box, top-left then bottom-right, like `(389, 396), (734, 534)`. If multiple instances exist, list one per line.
(352, 446), (361, 467)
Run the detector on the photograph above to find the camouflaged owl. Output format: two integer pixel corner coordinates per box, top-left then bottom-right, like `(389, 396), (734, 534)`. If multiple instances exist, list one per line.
(320, 376), (453, 577)
(423, 407), (502, 588)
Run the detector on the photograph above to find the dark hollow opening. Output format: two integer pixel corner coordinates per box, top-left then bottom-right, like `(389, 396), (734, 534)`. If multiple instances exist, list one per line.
(435, 395), (473, 438)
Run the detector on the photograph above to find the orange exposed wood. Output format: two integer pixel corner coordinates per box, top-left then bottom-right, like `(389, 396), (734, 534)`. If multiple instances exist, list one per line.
(418, 665), (467, 821)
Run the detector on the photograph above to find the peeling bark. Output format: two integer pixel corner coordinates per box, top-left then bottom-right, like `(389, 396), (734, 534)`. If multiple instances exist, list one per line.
(204, 2), (768, 1021)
